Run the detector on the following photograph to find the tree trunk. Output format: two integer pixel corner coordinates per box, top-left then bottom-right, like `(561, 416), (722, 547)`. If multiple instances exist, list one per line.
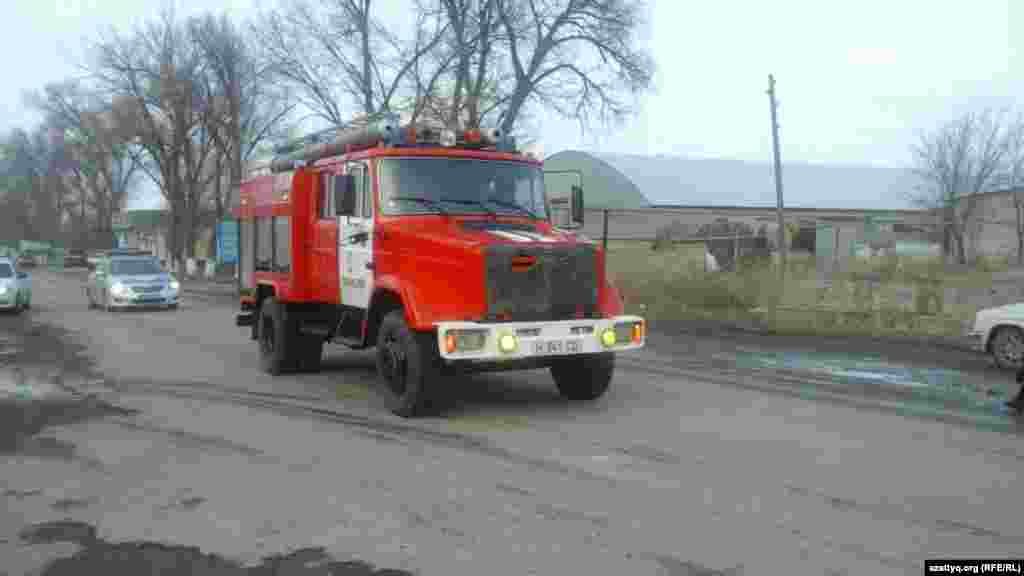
(211, 156), (223, 259)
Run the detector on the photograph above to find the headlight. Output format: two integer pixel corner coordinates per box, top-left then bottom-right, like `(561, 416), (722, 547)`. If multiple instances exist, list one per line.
(600, 328), (616, 348)
(168, 279), (180, 291)
(0, 284), (7, 295)
(110, 282), (129, 296)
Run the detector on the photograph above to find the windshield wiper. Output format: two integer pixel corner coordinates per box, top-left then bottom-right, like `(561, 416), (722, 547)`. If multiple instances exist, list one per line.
(388, 196), (449, 215)
(439, 197), (498, 218)
(485, 197), (537, 219)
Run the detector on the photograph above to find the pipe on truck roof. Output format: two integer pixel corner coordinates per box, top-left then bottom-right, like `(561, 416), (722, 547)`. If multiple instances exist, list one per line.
(269, 114), (402, 174)
(268, 114), (514, 174)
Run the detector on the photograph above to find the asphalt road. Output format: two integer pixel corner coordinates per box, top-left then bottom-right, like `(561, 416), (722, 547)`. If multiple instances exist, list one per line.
(2, 270), (1024, 575)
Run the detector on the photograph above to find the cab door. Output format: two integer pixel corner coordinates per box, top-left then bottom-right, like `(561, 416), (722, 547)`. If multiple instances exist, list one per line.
(314, 172), (340, 303)
(339, 160), (373, 309)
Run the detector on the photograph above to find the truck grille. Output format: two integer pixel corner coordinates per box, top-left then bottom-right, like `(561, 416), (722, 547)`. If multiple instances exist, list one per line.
(484, 244), (599, 322)
(132, 285), (164, 294)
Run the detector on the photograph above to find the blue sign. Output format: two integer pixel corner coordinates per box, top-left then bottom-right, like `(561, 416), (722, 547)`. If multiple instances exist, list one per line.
(217, 220), (239, 264)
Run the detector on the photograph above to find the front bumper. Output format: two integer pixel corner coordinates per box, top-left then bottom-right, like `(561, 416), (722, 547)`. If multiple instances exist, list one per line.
(434, 315), (645, 362)
(967, 330), (987, 352)
(110, 291), (179, 308)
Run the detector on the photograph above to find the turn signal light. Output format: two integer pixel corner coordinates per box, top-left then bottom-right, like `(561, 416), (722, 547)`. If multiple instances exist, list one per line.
(444, 329), (488, 353)
(632, 321), (644, 343)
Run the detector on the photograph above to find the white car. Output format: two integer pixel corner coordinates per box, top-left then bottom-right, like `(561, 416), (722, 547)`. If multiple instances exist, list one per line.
(0, 256), (32, 313)
(969, 303), (1024, 370)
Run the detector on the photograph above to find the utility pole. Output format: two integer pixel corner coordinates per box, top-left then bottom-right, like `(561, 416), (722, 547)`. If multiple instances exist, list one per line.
(767, 74), (787, 278)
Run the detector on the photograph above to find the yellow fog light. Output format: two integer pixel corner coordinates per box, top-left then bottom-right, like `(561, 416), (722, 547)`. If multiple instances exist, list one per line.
(600, 328), (616, 348)
(498, 332), (518, 353)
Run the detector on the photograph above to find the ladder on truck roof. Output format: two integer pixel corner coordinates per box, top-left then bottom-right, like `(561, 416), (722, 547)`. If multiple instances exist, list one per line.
(267, 113), (520, 174)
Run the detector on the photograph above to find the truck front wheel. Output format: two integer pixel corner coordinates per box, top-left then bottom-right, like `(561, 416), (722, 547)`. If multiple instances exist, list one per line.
(259, 297), (295, 375)
(375, 310), (439, 417)
(550, 353), (615, 401)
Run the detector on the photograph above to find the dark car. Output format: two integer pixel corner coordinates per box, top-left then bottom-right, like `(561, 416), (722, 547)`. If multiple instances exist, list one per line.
(65, 249), (88, 268)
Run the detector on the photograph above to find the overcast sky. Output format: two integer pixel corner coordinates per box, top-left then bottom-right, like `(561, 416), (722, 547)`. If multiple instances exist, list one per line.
(1, 0), (1018, 209)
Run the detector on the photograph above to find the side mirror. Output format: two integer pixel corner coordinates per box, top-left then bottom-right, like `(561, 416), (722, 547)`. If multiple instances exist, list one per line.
(570, 185), (585, 226)
(334, 174), (357, 216)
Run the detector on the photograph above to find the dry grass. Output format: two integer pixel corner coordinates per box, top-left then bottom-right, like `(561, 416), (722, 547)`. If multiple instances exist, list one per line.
(605, 240), (1011, 338)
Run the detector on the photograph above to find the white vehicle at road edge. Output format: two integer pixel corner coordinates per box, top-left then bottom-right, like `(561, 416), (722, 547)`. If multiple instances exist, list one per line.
(969, 302), (1024, 370)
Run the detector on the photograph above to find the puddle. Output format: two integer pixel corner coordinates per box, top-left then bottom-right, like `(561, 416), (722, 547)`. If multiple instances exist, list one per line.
(0, 368), (136, 455)
(19, 520), (414, 575)
(728, 348), (1022, 421)
(0, 367), (76, 402)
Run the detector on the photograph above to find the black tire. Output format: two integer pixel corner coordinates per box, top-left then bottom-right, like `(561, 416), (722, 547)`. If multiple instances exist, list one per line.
(375, 309), (439, 418)
(295, 336), (324, 373)
(550, 353), (615, 401)
(259, 297), (296, 375)
(991, 326), (1024, 371)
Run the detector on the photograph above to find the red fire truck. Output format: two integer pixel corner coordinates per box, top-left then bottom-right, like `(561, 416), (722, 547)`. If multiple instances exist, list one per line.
(233, 114), (644, 417)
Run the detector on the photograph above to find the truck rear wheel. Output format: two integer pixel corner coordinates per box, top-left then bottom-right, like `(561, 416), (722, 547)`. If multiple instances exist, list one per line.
(375, 309), (439, 417)
(296, 336), (324, 373)
(550, 353), (615, 401)
(259, 297), (296, 375)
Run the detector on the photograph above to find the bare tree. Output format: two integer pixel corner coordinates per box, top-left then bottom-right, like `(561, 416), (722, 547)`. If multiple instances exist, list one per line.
(252, 0), (447, 125)
(89, 8), (214, 275)
(190, 12), (293, 227)
(0, 126), (66, 243)
(1002, 115), (1024, 264)
(910, 109), (1009, 265)
(28, 81), (142, 244)
(493, 0), (654, 136)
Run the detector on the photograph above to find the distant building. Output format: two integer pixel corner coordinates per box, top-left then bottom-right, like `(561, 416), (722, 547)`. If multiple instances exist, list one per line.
(929, 187), (1024, 263)
(123, 209), (220, 267)
(541, 151), (935, 263)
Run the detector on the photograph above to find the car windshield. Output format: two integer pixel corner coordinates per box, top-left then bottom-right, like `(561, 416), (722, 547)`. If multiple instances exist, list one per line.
(379, 158), (548, 219)
(0, 263), (11, 278)
(110, 258), (162, 276)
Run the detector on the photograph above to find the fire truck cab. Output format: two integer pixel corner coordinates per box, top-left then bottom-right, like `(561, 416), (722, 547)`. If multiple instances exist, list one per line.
(233, 114), (644, 417)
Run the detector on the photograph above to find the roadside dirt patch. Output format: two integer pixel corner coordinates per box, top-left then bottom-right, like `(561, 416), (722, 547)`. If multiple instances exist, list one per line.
(19, 520), (414, 576)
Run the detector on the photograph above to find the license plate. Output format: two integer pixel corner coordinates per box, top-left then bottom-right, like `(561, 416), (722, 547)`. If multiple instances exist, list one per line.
(531, 338), (582, 355)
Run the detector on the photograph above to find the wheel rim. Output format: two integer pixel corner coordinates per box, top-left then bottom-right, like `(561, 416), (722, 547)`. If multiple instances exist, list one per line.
(380, 332), (407, 396)
(996, 330), (1024, 366)
(261, 316), (274, 356)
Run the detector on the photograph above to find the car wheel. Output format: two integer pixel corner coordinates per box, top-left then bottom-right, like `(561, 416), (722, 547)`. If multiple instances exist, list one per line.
(375, 309), (439, 418)
(991, 326), (1024, 370)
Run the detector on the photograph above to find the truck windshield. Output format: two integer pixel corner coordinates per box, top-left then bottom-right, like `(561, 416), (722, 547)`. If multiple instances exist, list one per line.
(111, 259), (162, 276)
(379, 158), (548, 219)
(0, 263), (11, 278)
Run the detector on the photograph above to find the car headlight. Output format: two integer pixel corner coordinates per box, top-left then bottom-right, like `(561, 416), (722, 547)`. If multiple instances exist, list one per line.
(0, 284), (7, 295)
(168, 279), (180, 292)
(110, 283), (129, 297)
